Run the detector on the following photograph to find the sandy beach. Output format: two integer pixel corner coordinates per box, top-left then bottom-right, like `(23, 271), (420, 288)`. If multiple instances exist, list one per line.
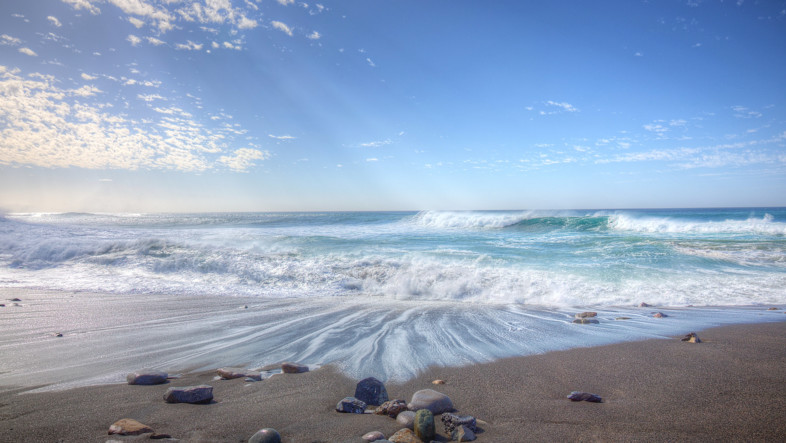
(1, 320), (784, 442)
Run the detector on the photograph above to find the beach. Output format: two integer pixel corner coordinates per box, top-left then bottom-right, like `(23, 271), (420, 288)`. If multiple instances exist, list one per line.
(1, 320), (784, 442)
(1, 210), (785, 441)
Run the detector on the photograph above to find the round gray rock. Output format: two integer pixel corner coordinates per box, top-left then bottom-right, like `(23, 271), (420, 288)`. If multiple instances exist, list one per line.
(396, 410), (416, 429)
(407, 389), (454, 414)
(248, 428), (281, 443)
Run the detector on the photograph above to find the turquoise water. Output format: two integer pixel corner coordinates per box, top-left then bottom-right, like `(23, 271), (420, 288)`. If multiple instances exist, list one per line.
(2, 208), (784, 307)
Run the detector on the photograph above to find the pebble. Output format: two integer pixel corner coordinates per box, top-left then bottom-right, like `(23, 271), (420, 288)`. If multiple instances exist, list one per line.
(362, 431), (386, 442)
(355, 376), (389, 406)
(0, 304), (5, 307)
(149, 433), (172, 440)
(639, 302), (651, 307)
(374, 399), (407, 418)
(615, 317), (631, 320)
(396, 411), (415, 429)
(163, 385), (213, 404)
(452, 424), (477, 442)
(680, 332), (701, 343)
(54, 333), (63, 337)
(127, 370), (168, 385)
(407, 389), (454, 414)
(108, 418), (154, 436)
(567, 391), (602, 402)
(431, 379), (445, 385)
(413, 409), (435, 441)
(281, 362), (309, 374)
(441, 413), (477, 434)
(248, 428), (281, 443)
(387, 428), (420, 443)
(767, 307), (778, 311)
(572, 318), (599, 324)
(9, 298), (21, 302)
(653, 312), (668, 318)
(336, 396), (367, 413)
(217, 367), (256, 380)
(574, 311), (597, 318)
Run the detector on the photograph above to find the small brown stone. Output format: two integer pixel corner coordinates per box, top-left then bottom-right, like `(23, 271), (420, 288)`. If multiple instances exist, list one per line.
(281, 362), (309, 373)
(653, 312), (668, 318)
(388, 428), (422, 443)
(432, 379), (445, 385)
(767, 307), (779, 311)
(575, 311), (597, 318)
(374, 399), (407, 418)
(639, 302), (651, 307)
(108, 418), (153, 436)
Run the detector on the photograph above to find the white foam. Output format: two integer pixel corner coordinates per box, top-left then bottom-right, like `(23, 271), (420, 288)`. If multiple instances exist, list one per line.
(609, 213), (786, 236)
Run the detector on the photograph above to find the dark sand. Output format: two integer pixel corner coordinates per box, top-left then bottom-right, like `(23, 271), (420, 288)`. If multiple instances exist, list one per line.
(1, 321), (785, 442)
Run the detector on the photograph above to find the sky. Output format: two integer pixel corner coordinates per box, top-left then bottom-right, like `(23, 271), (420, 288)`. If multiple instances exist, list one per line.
(1, 0), (785, 212)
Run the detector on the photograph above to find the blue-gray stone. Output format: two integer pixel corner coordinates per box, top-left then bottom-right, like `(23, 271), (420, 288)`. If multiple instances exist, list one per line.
(336, 396), (367, 413)
(163, 385), (213, 404)
(567, 391), (602, 402)
(354, 377), (388, 406)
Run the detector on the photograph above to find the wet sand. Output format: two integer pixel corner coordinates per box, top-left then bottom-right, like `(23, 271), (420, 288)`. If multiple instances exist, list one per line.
(1, 321), (784, 442)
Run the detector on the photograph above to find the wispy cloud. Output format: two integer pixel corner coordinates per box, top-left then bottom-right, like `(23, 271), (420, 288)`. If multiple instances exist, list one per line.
(271, 20), (293, 36)
(63, 0), (101, 15)
(18, 47), (37, 56)
(47, 16), (62, 27)
(359, 139), (391, 148)
(175, 40), (203, 51)
(307, 31), (321, 40)
(80, 73), (97, 80)
(268, 134), (295, 140)
(366, 58), (376, 67)
(0, 65), (262, 173)
(127, 34), (142, 46)
(218, 148), (271, 172)
(545, 101), (579, 113)
(1, 34), (21, 46)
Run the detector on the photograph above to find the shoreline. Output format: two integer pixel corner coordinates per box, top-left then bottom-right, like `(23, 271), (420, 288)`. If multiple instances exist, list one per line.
(1, 321), (785, 442)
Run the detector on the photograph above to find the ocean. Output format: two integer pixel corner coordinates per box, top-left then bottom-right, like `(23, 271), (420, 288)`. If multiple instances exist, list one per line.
(1, 208), (785, 389)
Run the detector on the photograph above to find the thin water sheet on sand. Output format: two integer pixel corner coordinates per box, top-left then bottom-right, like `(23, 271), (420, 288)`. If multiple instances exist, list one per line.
(1, 289), (784, 392)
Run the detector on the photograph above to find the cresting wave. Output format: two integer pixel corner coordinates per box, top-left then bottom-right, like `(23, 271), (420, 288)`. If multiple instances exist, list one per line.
(1, 209), (785, 307)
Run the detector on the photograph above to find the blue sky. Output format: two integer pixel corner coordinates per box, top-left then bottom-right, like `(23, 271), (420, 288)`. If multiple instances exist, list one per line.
(1, 0), (785, 212)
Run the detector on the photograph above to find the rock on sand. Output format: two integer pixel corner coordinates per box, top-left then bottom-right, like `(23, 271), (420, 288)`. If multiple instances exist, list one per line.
(127, 370), (168, 385)
(407, 389), (454, 414)
(108, 418), (154, 436)
(163, 385), (213, 404)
